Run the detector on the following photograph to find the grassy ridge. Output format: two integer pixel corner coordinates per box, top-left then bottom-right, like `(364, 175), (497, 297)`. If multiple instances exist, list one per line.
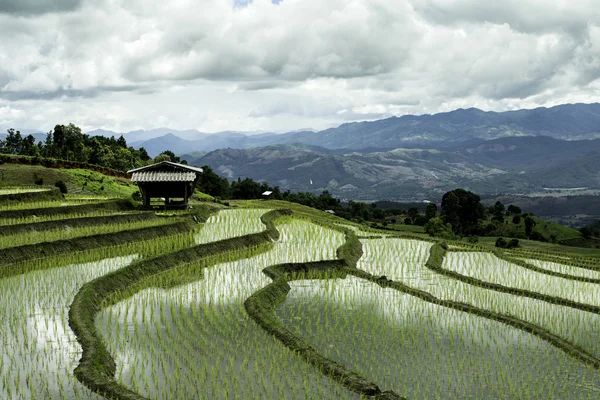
(493, 250), (600, 284)
(0, 186), (63, 204)
(425, 246), (600, 315)
(0, 199), (135, 220)
(0, 211), (156, 236)
(0, 220), (192, 272)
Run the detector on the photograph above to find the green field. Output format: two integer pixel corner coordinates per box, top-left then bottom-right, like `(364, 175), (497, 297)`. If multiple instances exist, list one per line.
(1, 175), (600, 399)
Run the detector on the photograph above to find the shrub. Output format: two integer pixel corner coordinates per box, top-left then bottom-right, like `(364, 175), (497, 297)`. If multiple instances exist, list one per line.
(132, 191), (142, 201)
(33, 173), (44, 185)
(507, 238), (520, 248)
(424, 217), (455, 240)
(495, 237), (519, 248)
(529, 231), (547, 242)
(466, 235), (479, 244)
(512, 215), (521, 224)
(54, 180), (68, 194)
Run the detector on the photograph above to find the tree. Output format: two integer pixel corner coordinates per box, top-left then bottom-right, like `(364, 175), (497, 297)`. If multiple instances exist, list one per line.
(524, 216), (536, 238)
(507, 238), (520, 248)
(406, 207), (419, 224)
(507, 205), (522, 215)
(580, 226), (592, 239)
(195, 165), (230, 198)
(0, 129), (41, 156)
(496, 237), (519, 248)
(22, 134), (38, 156)
(424, 217), (455, 240)
(137, 147), (151, 162)
(54, 180), (68, 194)
(424, 202), (437, 221)
(492, 201), (505, 223)
(230, 177), (262, 199)
(154, 150), (180, 163)
(512, 215), (521, 224)
(154, 153), (172, 163)
(495, 237), (508, 248)
(116, 135), (127, 148)
(441, 189), (484, 235)
(1, 128), (23, 154)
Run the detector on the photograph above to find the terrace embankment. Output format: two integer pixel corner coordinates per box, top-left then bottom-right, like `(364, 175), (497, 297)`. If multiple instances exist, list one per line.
(427, 245), (600, 315)
(0, 186), (63, 203)
(0, 211), (156, 236)
(245, 225), (405, 399)
(69, 209), (290, 400)
(344, 242), (600, 369)
(0, 199), (135, 219)
(492, 250), (600, 284)
(0, 220), (192, 273)
(504, 250), (600, 270)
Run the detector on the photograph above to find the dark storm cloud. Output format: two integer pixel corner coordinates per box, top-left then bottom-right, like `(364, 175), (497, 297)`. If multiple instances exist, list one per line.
(0, 0), (82, 15)
(0, 85), (141, 101)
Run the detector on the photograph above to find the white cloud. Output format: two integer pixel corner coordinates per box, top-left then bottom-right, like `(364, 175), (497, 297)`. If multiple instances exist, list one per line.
(0, 0), (599, 134)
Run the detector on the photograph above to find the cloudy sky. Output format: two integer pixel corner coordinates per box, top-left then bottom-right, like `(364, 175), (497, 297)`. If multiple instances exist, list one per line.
(1, 0), (599, 134)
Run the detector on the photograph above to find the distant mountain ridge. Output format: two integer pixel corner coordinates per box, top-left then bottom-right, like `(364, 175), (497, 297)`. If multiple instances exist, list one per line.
(4, 102), (600, 201)
(185, 136), (600, 201)
(81, 103), (600, 156)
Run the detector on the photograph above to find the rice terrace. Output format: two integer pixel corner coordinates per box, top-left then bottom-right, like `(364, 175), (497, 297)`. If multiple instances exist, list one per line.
(0, 163), (598, 400)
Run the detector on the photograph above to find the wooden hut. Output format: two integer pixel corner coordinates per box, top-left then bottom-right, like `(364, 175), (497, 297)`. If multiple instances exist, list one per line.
(127, 161), (203, 207)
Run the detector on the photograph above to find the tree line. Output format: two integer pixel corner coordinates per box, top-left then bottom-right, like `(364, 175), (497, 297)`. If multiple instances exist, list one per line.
(0, 125), (153, 171)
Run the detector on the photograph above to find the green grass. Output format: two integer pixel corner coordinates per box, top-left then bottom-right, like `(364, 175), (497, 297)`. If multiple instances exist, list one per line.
(386, 223), (426, 234)
(192, 189), (214, 200)
(0, 164), (137, 198)
(0, 164), (73, 187)
(62, 169), (137, 198)
(235, 200), (354, 224)
(475, 236), (600, 258)
(483, 216), (583, 242)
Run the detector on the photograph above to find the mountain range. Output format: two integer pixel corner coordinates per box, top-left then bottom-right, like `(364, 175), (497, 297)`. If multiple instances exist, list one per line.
(110, 103), (600, 201)
(184, 137), (600, 201)
(4, 102), (600, 202)
(92, 102), (600, 157)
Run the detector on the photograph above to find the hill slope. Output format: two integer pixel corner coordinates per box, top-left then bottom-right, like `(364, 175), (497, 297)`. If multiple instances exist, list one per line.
(190, 137), (600, 200)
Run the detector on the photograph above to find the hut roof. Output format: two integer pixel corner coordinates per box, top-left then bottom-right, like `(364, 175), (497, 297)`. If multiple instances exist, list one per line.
(127, 161), (203, 174)
(128, 161), (203, 183)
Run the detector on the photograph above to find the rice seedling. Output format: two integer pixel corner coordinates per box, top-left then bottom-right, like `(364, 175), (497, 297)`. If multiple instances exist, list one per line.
(358, 238), (600, 358)
(516, 258), (600, 280)
(334, 223), (383, 238)
(445, 252), (600, 306)
(3, 193), (599, 400)
(195, 208), (271, 244)
(277, 275), (600, 399)
(0, 256), (137, 399)
(96, 218), (355, 399)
